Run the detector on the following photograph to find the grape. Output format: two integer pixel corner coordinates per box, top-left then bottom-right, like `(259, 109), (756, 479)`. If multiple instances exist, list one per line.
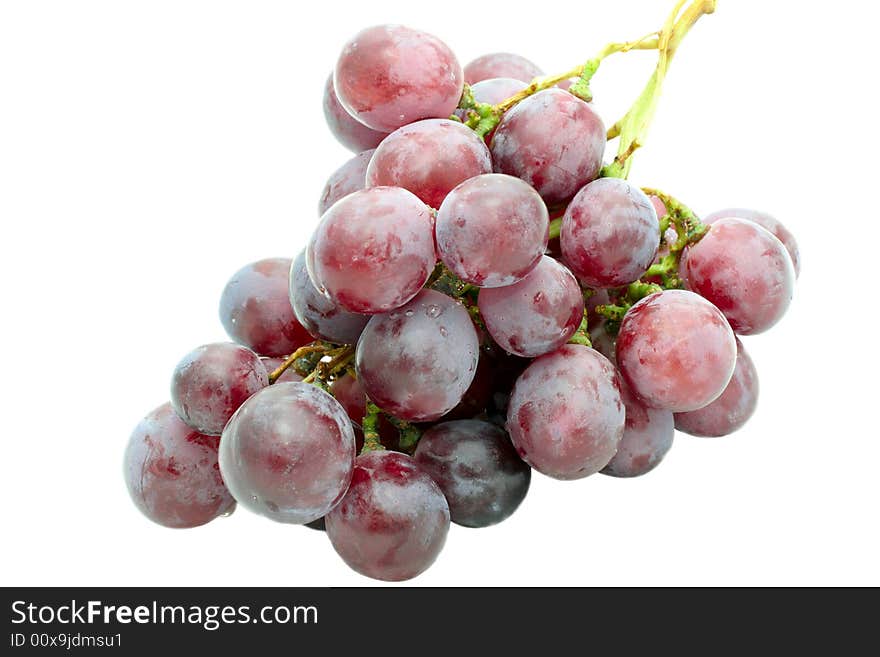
(685, 217), (795, 335)
(491, 88), (606, 205)
(414, 419), (531, 527)
(219, 382), (356, 524)
(318, 149), (375, 216)
(485, 352), (531, 427)
(329, 374), (368, 427)
(601, 380), (674, 478)
(675, 337), (759, 437)
(355, 289), (479, 422)
(616, 290), (737, 412)
(436, 173), (549, 287)
(585, 289), (611, 329)
(308, 187), (436, 314)
(124, 403), (235, 528)
(454, 77), (527, 143)
(326, 450), (450, 581)
(478, 255), (584, 358)
(366, 119), (493, 209)
(506, 344), (624, 480)
(334, 25), (463, 133)
(322, 74), (388, 153)
(704, 208), (801, 277)
(289, 251), (369, 344)
(218, 258), (312, 358)
(260, 357), (304, 384)
(561, 178), (660, 288)
(170, 343), (268, 435)
(464, 52), (542, 84)
(440, 352), (494, 420)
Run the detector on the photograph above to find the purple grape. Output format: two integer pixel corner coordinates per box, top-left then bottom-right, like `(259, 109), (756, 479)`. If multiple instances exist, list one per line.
(616, 290), (737, 412)
(464, 53), (543, 84)
(289, 251), (369, 344)
(355, 289), (479, 422)
(704, 208), (800, 277)
(326, 450), (450, 581)
(219, 258), (313, 357)
(685, 218), (795, 335)
(491, 88), (606, 205)
(219, 382), (356, 524)
(124, 403), (235, 528)
(318, 149), (375, 216)
(322, 74), (388, 153)
(414, 420), (531, 527)
(440, 352), (494, 421)
(601, 380), (674, 478)
(506, 344), (624, 480)
(436, 173), (549, 287)
(478, 255), (584, 358)
(308, 186), (436, 314)
(334, 25), (463, 133)
(561, 178), (660, 288)
(366, 119), (492, 210)
(170, 343), (268, 435)
(675, 338), (759, 437)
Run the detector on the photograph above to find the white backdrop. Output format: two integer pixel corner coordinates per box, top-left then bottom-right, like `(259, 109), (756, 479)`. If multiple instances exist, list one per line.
(1, 0), (877, 586)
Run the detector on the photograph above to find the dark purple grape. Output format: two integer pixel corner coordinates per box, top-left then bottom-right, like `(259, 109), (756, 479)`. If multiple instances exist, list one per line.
(414, 420), (531, 527)
(322, 73), (388, 152)
(440, 352), (494, 421)
(326, 450), (450, 581)
(219, 382), (356, 524)
(124, 403), (234, 528)
(704, 208), (800, 277)
(170, 342), (268, 435)
(464, 53), (542, 84)
(318, 149), (375, 216)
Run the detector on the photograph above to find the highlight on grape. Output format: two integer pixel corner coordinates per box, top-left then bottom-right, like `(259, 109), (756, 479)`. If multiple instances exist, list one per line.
(122, 0), (799, 581)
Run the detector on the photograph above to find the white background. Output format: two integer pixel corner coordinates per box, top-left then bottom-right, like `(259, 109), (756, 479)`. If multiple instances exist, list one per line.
(1, 0), (877, 587)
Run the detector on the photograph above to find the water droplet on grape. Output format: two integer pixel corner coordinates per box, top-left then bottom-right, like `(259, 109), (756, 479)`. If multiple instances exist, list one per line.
(426, 304), (442, 318)
(405, 309), (414, 317)
(439, 327), (448, 337)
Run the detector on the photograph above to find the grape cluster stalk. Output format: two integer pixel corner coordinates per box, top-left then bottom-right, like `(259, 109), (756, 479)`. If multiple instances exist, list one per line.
(122, 0), (801, 581)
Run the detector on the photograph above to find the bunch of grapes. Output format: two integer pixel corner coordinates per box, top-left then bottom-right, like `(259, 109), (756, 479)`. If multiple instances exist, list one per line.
(123, 3), (800, 581)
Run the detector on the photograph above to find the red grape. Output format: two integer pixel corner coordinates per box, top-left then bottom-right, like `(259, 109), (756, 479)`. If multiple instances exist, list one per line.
(124, 403), (235, 528)
(616, 290), (737, 412)
(703, 207), (801, 277)
(414, 420), (531, 527)
(491, 88), (606, 205)
(440, 352), (494, 420)
(329, 374), (367, 427)
(355, 289), (479, 422)
(308, 186), (436, 314)
(326, 450), (450, 581)
(219, 382), (356, 524)
(561, 178), (660, 288)
(334, 25), (464, 132)
(170, 342), (268, 435)
(464, 52), (542, 84)
(219, 258), (312, 357)
(436, 173), (548, 287)
(685, 217), (795, 335)
(322, 73), (388, 152)
(478, 255), (584, 358)
(674, 337), (759, 437)
(506, 344), (624, 480)
(366, 119), (492, 209)
(454, 77), (528, 143)
(318, 149), (375, 216)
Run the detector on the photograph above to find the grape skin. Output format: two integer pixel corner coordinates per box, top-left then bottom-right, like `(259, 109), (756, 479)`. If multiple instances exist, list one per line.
(561, 178), (660, 288)
(124, 403), (235, 528)
(506, 344), (624, 480)
(454, 77), (528, 143)
(478, 255), (584, 358)
(334, 25), (463, 133)
(704, 208), (800, 277)
(491, 89), (606, 205)
(219, 258), (313, 357)
(464, 52), (543, 84)
(601, 380), (674, 478)
(436, 173), (549, 287)
(355, 289), (479, 422)
(308, 187), (437, 314)
(289, 251), (369, 344)
(322, 74), (388, 153)
(170, 343), (268, 436)
(414, 420), (531, 528)
(318, 149), (375, 216)
(616, 290), (737, 412)
(366, 119), (493, 210)
(685, 217), (795, 335)
(219, 382), (356, 524)
(675, 338), (759, 437)
(326, 450), (450, 581)
(439, 351), (495, 421)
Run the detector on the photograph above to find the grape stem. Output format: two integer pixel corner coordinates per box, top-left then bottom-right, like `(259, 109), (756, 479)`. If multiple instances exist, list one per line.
(567, 311), (592, 348)
(302, 345), (355, 389)
(361, 402), (385, 454)
(268, 343), (331, 384)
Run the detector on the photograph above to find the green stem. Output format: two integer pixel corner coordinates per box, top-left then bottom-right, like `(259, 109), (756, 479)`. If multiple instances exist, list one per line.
(548, 218), (562, 241)
(386, 416), (422, 453)
(361, 402), (385, 454)
(567, 311), (592, 348)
